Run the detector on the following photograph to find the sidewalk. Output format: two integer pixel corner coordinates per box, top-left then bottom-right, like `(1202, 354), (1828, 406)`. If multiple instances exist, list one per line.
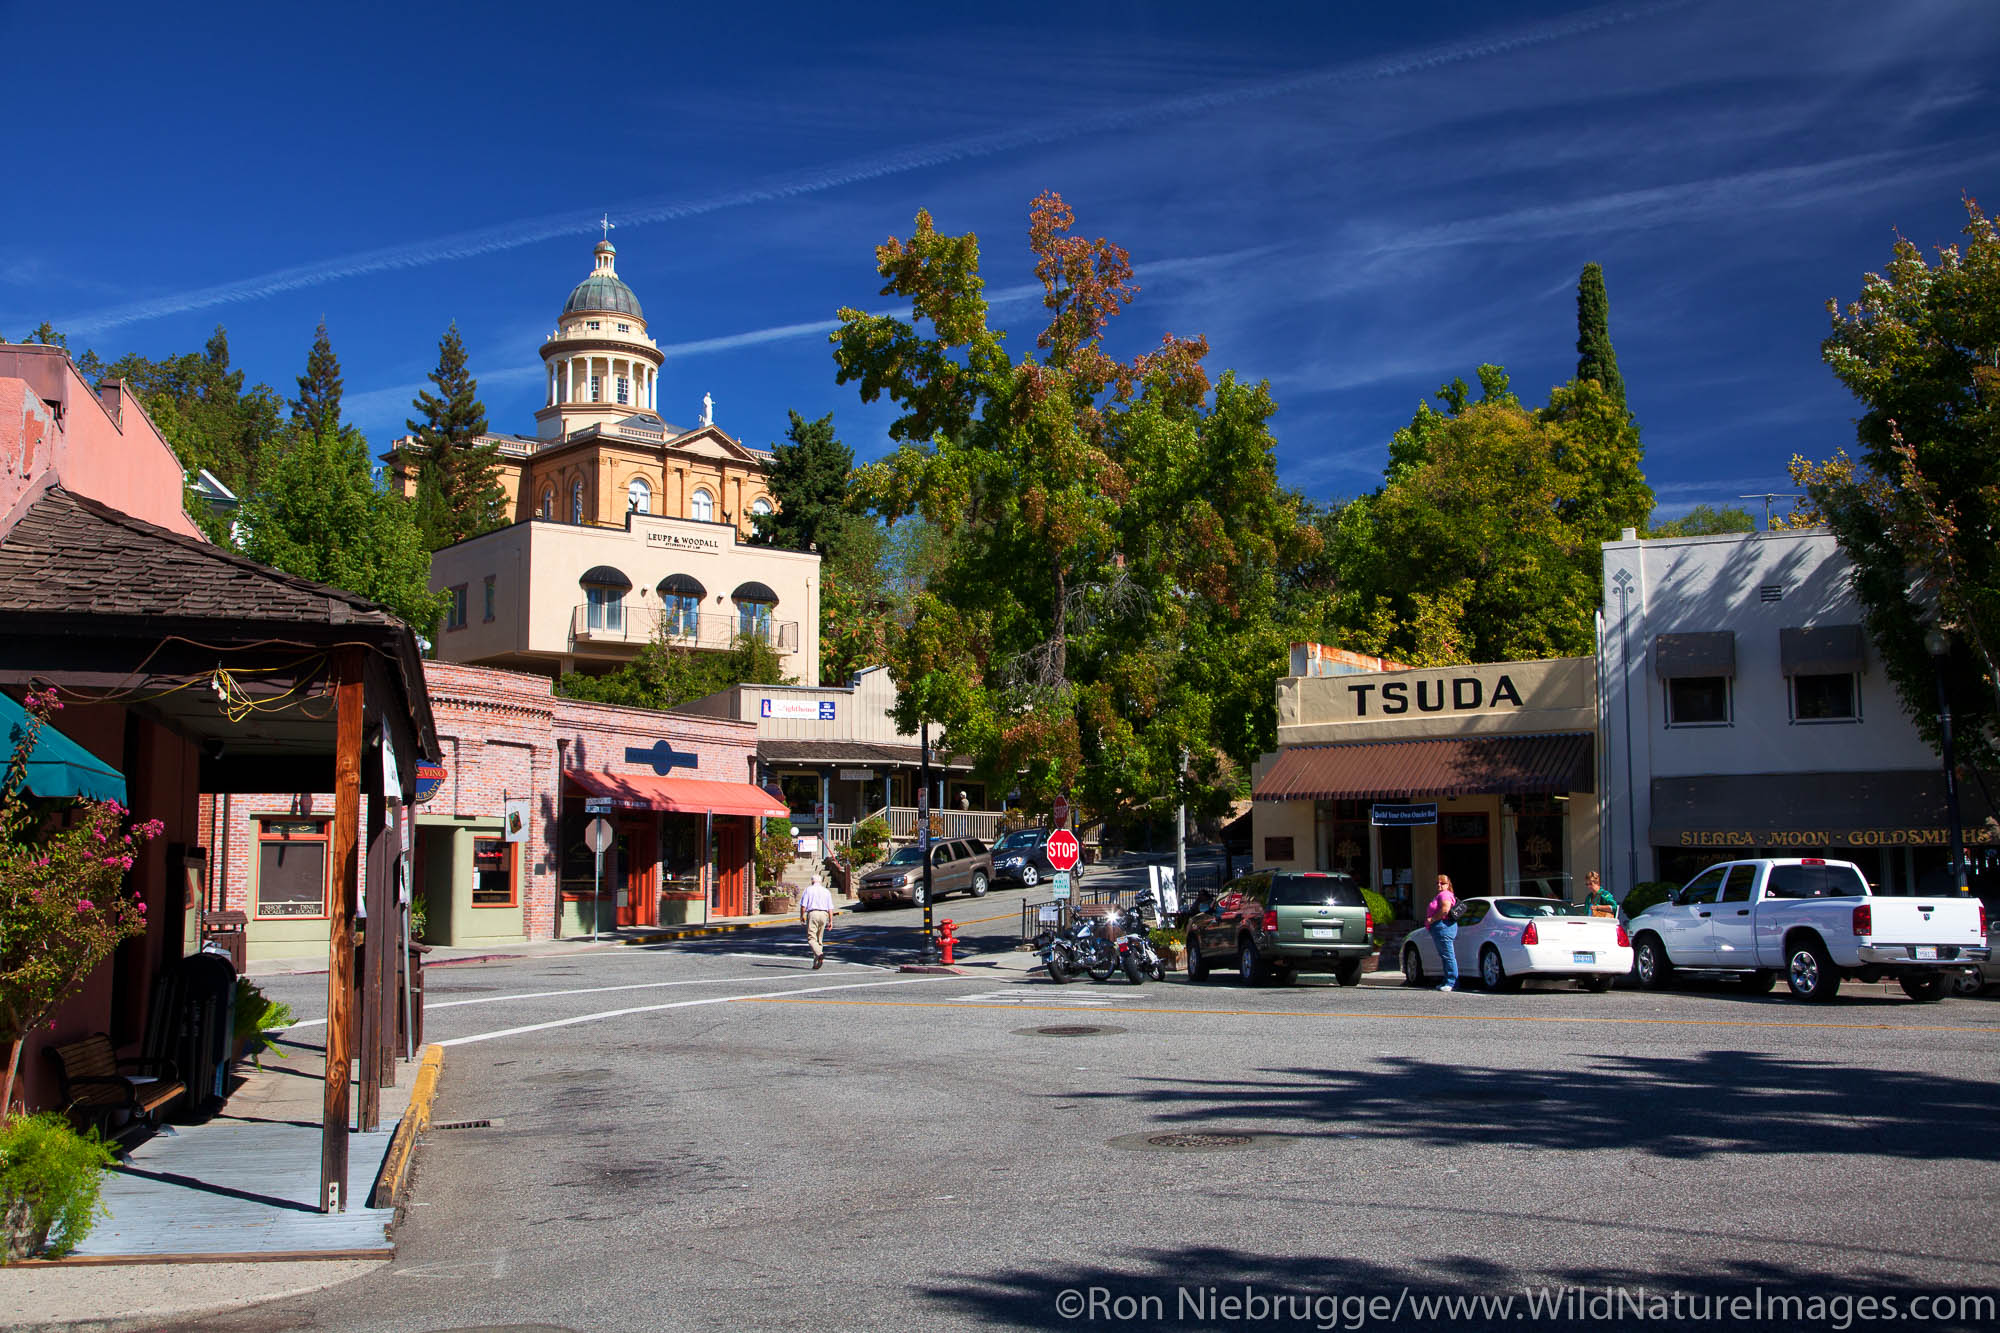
(0, 1041), (441, 1331)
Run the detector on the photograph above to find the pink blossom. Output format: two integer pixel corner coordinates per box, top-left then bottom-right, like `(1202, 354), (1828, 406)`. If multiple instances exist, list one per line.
(136, 901), (147, 914)
(76, 899), (94, 912)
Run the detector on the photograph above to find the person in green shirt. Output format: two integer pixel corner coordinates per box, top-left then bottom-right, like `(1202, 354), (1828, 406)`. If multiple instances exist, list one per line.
(1583, 870), (1617, 910)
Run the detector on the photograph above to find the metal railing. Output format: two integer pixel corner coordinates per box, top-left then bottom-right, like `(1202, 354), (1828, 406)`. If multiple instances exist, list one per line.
(570, 604), (799, 653)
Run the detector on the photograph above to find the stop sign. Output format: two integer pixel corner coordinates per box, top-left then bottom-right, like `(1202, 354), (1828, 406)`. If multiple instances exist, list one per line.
(1046, 828), (1081, 872)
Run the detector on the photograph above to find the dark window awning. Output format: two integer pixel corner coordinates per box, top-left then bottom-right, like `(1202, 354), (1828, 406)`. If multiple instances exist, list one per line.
(1650, 770), (1996, 847)
(1780, 625), (1866, 676)
(732, 580), (777, 604)
(1254, 733), (1594, 802)
(658, 573), (706, 598)
(580, 565), (631, 590)
(1655, 631), (1735, 679)
(1, 690), (125, 803)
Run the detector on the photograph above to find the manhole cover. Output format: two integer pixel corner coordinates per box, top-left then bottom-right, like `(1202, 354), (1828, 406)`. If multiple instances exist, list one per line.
(1014, 1024), (1126, 1037)
(1107, 1129), (1286, 1153)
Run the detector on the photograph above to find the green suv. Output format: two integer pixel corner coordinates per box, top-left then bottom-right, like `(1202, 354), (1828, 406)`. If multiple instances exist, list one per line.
(1185, 870), (1373, 986)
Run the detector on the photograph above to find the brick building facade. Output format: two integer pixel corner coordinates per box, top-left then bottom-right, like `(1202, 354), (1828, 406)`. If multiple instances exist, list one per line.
(206, 662), (772, 960)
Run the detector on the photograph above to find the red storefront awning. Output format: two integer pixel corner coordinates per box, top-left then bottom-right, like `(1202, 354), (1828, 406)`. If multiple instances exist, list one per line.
(566, 770), (788, 818)
(1254, 732), (1594, 802)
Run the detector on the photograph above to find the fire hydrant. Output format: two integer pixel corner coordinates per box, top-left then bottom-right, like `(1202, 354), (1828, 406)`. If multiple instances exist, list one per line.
(938, 919), (959, 965)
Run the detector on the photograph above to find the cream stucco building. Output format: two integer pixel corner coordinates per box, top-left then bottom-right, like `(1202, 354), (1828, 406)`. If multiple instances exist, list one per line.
(1252, 646), (1600, 921)
(401, 239), (820, 684)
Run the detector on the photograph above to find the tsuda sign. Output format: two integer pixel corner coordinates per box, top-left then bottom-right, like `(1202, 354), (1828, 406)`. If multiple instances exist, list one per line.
(1345, 674), (1524, 717)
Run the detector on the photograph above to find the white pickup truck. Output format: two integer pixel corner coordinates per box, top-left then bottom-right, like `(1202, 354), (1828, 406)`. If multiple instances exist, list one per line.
(1627, 857), (1988, 1002)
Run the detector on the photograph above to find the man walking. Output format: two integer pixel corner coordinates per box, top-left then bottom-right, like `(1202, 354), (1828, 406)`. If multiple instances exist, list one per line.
(799, 873), (836, 970)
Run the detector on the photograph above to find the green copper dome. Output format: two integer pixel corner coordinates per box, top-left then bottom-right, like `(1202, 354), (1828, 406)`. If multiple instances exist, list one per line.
(563, 273), (644, 319)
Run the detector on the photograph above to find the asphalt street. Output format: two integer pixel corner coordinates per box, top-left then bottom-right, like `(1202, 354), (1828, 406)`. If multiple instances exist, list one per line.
(206, 877), (2000, 1333)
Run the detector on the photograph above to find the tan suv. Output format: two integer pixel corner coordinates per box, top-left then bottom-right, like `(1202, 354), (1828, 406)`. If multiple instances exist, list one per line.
(858, 838), (993, 909)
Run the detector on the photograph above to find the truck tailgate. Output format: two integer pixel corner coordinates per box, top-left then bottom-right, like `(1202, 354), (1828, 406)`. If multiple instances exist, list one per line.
(1865, 899), (1985, 946)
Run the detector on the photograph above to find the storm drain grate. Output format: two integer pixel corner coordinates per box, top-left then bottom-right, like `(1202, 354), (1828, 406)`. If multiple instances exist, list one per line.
(431, 1119), (495, 1131)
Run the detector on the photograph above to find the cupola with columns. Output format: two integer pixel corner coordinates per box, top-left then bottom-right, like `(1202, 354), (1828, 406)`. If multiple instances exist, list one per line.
(534, 240), (665, 440)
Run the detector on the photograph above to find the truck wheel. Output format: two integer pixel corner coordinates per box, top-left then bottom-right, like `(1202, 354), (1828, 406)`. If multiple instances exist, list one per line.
(1238, 939), (1270, 986)
(1185, 937), (1210, 981)
(1899, 972), (1951, 1003)
(909, 882), (928, 909)
(1632, 935), (1674, 990)
(1785, 938), (1841, 1002)
(1402, 946), (1426, 987)
(1333, 959), (1364, 988)
(1739, 970), (1777, 995)
(969, 871), (989, 898)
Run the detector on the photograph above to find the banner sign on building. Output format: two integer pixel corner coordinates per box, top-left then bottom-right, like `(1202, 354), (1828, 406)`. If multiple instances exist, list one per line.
(414, 761), (447, 805)
(761, 697), (837, 721)
(839, 769), (876, 783)
(1371, 803), (1439, 827)
(504, 797), (532, 843)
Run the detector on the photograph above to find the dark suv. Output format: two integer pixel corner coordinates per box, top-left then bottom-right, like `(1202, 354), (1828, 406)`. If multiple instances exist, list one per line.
(857, 838), (993, 908)
(989, 828), (1085, 887)
(1185, 870), (1373, 986)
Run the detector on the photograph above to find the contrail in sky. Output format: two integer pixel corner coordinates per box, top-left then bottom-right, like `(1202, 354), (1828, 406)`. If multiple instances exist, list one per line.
(59, 1), (1691, 337)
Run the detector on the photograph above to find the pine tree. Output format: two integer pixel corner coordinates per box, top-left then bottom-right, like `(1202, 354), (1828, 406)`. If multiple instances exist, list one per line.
(752, 410), (854, 553)
(1574, 263), (1626, 410)
(407, 322), (504, 549)
(292, 319), (344, 439)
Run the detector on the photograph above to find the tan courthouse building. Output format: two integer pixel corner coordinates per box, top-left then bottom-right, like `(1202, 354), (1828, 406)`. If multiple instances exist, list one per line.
(393, 239), (820, 685)
(1252, 647), (1600, 921)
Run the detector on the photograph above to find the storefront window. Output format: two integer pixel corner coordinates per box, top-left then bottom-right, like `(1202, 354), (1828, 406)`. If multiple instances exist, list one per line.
(780, 772), (822, 829)
(662, 815), (704, 894)
(473, 837), (515, 906)
(1508, 795), (1569, 897)
(256, 819), (329, 918)
(1319, 800), (1371, 883)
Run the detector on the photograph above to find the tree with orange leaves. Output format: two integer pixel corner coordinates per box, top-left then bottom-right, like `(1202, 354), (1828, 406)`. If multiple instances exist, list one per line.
(833, 194), (1311, 834)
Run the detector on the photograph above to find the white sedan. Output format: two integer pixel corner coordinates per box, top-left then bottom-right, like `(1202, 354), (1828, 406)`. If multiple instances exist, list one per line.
(1401, 897), (1633, 991)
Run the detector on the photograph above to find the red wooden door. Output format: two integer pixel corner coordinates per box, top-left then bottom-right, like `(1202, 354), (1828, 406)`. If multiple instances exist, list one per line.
(616, 820), (657, 927)
(717, 821), (749, 917)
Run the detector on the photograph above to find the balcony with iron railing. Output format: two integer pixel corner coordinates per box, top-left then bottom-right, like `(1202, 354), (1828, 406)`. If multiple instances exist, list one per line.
(570, 603), (799, 654)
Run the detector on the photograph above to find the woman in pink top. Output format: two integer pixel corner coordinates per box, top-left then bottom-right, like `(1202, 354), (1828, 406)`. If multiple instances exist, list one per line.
(1424, 874), (1461, 992)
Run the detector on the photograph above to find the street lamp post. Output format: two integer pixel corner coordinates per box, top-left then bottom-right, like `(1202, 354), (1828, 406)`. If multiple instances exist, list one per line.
(918, 721), (939, 962)
(1925, 629), (1970, 894)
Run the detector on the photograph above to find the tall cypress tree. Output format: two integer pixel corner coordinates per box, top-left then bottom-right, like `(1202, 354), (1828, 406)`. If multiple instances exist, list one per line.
(1574, 263), (1626, 410)
(407, 322), (504, 549)
(292, 319), (344, 439)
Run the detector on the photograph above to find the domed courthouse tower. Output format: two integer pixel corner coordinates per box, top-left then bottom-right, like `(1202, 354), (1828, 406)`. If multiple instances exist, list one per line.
(398, 239), (818, 686)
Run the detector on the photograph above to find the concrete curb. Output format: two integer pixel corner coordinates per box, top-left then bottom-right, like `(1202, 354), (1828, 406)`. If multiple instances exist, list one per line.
(370, 1044), (442, 1209)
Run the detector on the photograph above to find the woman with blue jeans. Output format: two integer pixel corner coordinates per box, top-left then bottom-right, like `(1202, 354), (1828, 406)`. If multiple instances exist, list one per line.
(1425, 873), (1460, 992)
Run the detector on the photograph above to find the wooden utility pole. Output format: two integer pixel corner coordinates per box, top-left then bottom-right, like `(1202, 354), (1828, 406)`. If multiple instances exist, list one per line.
(321, 647), (364, 1213)
(357, 789), (384, 1133)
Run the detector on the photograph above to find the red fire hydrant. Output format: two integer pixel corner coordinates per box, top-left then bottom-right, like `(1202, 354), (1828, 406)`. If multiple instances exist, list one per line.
(938, 919), (959, 965)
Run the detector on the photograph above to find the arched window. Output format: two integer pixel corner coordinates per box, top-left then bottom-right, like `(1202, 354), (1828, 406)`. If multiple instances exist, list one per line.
(749, 496), (773, 517)
(540, 487), (555, 520)
(580, 566), (630, 635)
(659, 574), (705, 639)
(627, 477), (651, 514)
(689, 489), (714, 522)
(733, 580), (778, 642)
(570, 480), (585, 525)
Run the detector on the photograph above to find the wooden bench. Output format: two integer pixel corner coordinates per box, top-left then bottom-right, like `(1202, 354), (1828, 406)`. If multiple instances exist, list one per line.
(45, 1033), (184, 1136)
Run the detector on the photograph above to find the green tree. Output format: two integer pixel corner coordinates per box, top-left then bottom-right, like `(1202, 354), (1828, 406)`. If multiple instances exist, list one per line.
(1810, 197), (2000, 765)
(105, 327), (283, 498)
(291, 319), (344, 440)
(1575, 262), (1626, 409)
(834, 194), (1312, 831)
(752, 411), (854, 554)
(1648, 504), (1757, 537)
(557, 635), (794, 711)
(237, 424), (446, 631)
(407, 322), (504, 550)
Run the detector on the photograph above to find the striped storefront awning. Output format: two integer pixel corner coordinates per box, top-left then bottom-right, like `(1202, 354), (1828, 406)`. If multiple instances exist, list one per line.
(1254, 732), (1594, 802)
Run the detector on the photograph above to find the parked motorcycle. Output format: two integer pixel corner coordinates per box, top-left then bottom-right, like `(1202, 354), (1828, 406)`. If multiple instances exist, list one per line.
(1040, 894), (1159, 985)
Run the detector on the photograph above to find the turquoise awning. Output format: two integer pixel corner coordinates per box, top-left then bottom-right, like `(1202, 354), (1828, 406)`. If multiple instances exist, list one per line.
(1, 692), (126, 804)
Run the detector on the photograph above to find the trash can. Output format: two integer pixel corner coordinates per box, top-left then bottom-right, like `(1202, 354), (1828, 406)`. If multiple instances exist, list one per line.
(201, 909), (248, 975)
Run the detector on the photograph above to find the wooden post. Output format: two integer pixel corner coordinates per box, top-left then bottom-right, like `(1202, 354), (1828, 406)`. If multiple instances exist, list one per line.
(357, 788), (384, 1133)
(321, 647), (364, 1213)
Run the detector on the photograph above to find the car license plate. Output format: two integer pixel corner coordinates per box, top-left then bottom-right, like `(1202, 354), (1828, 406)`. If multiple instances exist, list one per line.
(1572, 951), (1596, 964)
(1916, 946), (1938, 961)
(1306, 927), (1335, 940)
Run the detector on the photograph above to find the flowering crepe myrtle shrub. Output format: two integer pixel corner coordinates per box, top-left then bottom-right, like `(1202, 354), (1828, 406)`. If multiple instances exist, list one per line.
(0, 689), (157, 1120)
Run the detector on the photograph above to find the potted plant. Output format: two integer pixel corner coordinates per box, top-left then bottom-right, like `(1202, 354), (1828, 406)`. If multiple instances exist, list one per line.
(758, 889), (797, 916)
(846, 816), (891, 870)
(232, 978), (295, 1069)
(1, 1113), (115, 1262)
(1149, 925), (1186, 971)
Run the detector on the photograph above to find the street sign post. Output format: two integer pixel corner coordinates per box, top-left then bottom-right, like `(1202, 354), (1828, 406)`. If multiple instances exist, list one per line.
(584, 797), (614, 815)
(586, 817), (615, 941)
(1046, 828), (1081, 873)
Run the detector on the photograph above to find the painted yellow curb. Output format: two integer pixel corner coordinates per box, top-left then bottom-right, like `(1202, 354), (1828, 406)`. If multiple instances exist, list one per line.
(370, 1044), (443, 1209)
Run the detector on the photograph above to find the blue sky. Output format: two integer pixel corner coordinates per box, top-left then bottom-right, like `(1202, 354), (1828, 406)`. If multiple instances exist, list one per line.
(5, 0), (1996, 519)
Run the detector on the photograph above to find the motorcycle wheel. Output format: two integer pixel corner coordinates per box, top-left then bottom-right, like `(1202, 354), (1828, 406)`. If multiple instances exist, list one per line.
(1086, 964), (1115, 983)
(1149, 956), (1166, 982)
(1046, 954), (1072, 984)
(1122, 950), (1145, 985)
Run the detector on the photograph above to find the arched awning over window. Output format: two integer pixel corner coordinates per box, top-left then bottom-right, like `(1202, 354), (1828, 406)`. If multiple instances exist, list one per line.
(579, 566), (631, 590)
(659, 573), (706, 598)
(732, 580), (778, 604)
